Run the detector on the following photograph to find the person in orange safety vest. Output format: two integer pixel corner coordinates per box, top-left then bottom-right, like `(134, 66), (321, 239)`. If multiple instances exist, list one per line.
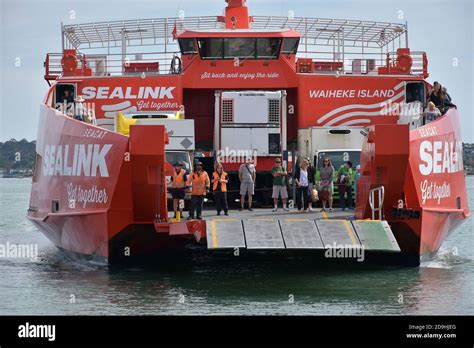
(212, 162), (229, 216)
(170, 162), (187, 218)
(186, 161), (210, 220)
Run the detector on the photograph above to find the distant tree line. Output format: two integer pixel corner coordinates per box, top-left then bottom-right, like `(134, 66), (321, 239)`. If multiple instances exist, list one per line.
(464, 143), (474, 175)
(0, 139), (36, 171)
(0, 139), (473, 174)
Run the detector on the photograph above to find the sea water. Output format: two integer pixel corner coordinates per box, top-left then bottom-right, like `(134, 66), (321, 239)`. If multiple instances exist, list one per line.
(0, 178), (472, 315)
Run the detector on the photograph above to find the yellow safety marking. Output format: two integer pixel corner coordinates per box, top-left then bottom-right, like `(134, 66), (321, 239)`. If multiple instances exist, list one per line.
(211, 220), (218, 249)
(343, 220), (359, 246)
(211, 218), (239, 222)
(322, 211), (328, 219)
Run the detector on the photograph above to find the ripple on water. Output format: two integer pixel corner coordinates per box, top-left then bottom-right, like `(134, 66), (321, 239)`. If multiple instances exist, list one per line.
(421, 247), (472, 269)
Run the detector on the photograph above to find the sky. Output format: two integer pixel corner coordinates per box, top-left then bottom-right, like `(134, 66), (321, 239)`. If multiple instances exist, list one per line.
(0, 0), (473, 142)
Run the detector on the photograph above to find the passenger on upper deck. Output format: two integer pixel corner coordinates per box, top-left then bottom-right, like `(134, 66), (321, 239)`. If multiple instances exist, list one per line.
(57, 88), (74, 116)
(61, 88), (74, 104)
(73, 95), (85, 121)
(424, 102), (442, 123)
(442, 86), (452, 103)
(427, 81), (456, 115)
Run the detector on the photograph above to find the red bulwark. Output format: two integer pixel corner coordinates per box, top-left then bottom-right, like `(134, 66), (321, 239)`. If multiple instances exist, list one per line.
(130, 125), (168, 222)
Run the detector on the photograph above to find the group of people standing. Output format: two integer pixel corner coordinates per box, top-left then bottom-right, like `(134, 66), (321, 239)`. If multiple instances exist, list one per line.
(293, 158), (360, 213)
(169, 156), (361, 220)
(237, 157), (295, 212)
(169, 161), (229, 220)
(424, 81), (456, 122)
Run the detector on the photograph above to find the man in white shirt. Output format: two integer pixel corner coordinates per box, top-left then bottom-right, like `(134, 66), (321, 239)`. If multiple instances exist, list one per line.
(238, 157), (256, 211)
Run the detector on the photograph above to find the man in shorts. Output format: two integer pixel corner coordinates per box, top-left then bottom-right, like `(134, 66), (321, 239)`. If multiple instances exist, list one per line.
(238, 157), (256, 211)
(271, 158), (289, 212)
(170, 162), (187, 218)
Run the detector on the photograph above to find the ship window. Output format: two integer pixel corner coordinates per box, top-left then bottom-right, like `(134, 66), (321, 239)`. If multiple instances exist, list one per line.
(166, 152), (191, 172)
(198, 37), (283, 60)
(269, 134), (281, 154)
(406, 82), (425, 105)
(198, 38), (223, 59)
(55, 84), (75, 110)
(178, 39), (197, 55)
(224, 38), (255, 59)
(52, 200), (60, 213)
(317, 151), (361, 170)
(221, 99), (234, 123)
(268, 99), (280, 123)
(282, 38), (299, 54)
(256, 38), (281, 59)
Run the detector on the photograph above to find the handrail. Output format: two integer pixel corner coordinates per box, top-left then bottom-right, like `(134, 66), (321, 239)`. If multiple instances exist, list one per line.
(368, 186), (385, 220)
(45, 50), (428, 80)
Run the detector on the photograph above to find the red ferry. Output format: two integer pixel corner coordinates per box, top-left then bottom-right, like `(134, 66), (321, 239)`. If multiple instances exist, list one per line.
(28, 0), (470, 265)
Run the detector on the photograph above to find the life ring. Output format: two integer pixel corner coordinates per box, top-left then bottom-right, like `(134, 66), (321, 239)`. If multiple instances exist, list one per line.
(396, 53), (412, 73)
(61, 54), (78, 72)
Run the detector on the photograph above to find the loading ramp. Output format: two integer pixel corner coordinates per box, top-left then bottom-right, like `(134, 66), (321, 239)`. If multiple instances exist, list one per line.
(206, 218), (400, 253)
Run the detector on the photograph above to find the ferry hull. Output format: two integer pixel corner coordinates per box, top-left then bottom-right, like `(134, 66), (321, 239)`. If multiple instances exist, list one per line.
(355, 109), (470, 259)
(28, 106), (202, 263)
(409, 109), (470, 257)
(28, 105), (470, 265)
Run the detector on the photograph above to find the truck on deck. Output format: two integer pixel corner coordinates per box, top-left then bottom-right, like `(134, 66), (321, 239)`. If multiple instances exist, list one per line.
(114, 111), (195, 204)
(298, 126), (363, 202)
(214, 90), (287, 205)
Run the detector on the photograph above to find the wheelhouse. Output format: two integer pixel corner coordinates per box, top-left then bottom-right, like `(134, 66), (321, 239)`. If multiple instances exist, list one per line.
(177, 30), (300, 60)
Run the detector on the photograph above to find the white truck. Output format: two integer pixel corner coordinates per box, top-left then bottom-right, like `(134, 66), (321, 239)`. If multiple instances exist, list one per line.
(298, 126), (364, 204)
(114, 112), (195, 203)
(214, 90), (287, 205)
(214, 90), (287, 158)
(297, 126), (365, 164)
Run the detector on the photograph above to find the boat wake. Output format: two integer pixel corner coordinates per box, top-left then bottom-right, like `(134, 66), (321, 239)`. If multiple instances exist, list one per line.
(421, 247), (471, 269)
(31, 246), (106, 271)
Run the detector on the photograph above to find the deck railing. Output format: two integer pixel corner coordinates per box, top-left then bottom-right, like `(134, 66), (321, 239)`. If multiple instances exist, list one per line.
(45, 49), (428, 80)
(45, 51), (180, 79)
(45, 15), (429, 80)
